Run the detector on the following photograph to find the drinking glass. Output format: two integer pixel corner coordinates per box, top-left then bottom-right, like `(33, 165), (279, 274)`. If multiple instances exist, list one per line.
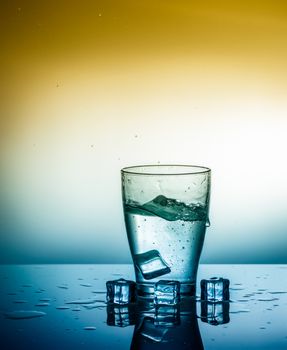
(121, 165), (211, 296)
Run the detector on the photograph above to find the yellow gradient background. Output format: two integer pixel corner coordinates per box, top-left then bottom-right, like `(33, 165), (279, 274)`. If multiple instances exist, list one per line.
(1, 0), (287, 263)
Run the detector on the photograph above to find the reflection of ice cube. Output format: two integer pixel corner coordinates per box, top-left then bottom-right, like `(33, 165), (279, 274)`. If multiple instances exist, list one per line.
(201, 277), (230, 302)
(201, 301), (230, 325)
(134, 250), (171, 280)
(142, 195), (207, 222)
(154, 305), (180, 327)
(106, 278), (136, 305)
(107, 304), (136, 327)
(154, 280), (180, 305)
(139, 316), (168, 342)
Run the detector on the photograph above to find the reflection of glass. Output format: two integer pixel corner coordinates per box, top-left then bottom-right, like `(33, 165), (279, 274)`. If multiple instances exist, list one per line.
(130, 297), (204, 349)
(121, 165), (211, 296)
(200, 301), (230, 326)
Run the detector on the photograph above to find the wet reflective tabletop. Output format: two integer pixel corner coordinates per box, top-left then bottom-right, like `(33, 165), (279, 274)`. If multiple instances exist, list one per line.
(1, 264), (287, 349)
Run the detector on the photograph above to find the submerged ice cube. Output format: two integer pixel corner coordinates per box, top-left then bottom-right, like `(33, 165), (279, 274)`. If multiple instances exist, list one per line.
(106, 278), (136, 305)
(134, 250), (171, 280)
(154, 305), (180, 327)
(201, 301), (230, 325)
(154, 280), (180, 305)
(107, 304), (136, 327)
(201, 277), (230, 302)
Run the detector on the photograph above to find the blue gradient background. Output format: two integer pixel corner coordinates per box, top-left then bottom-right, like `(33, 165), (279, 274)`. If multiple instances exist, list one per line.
(0, 0), (287, 264)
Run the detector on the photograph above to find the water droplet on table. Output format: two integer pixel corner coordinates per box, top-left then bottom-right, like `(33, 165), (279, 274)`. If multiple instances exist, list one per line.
(5, 310), (46, 320)
(66, 299), (97, 305)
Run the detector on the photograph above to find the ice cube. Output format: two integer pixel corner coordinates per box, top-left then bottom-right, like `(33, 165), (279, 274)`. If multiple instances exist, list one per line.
(154, 305), (180, 327)
(201, 301), (230, 325)
(107, 304), (136, 327)
(134, 250), (171, 280)
(154, 280), (180, 305)
(200, 277), (230, 302)
(139, 316), (168, 342)
(106, 278), (136, 305)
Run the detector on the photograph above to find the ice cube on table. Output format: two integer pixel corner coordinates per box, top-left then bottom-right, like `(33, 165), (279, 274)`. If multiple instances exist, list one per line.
(154, 305), (180, 327)
(201, 301), (230, 326)
(106, 278), (136, 305)
(200, 277), (230, 302)
(154, 280), (180, 305)
(107, 304), (136, 327)
(134, 250), (171, 280)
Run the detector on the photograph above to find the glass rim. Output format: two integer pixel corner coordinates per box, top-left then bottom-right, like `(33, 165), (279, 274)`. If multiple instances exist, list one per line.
(121, 164), (211, 176)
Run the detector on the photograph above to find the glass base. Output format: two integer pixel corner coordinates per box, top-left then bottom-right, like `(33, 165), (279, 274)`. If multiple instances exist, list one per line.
(136, 282), (196, 299)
